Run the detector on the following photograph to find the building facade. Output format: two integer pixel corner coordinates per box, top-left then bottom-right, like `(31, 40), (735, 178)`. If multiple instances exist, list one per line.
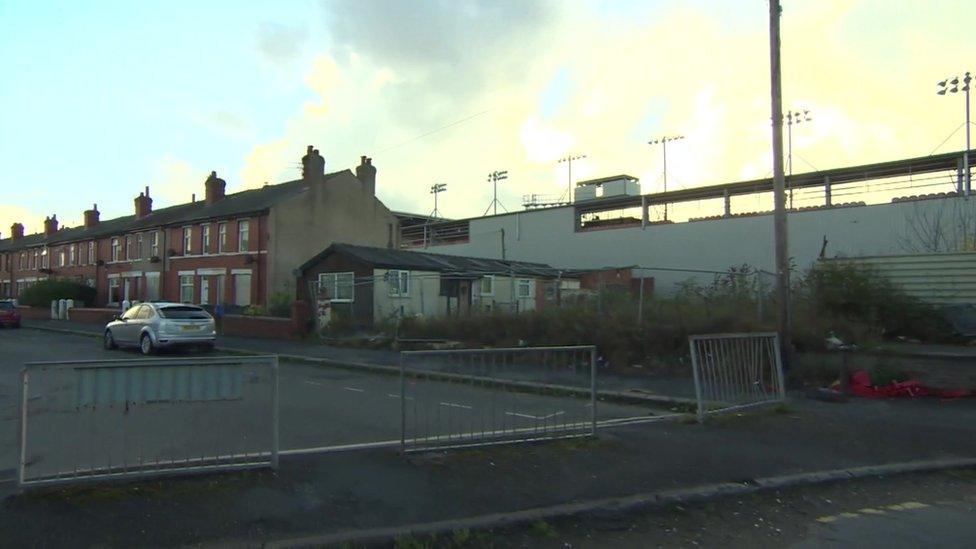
(0, 149), (398, 312)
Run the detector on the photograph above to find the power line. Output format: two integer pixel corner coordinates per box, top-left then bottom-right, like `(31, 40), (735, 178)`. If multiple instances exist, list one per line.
(378, 109), (492, 153)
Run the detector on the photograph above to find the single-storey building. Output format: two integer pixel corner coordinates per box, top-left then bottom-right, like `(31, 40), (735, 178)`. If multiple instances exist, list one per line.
(297, 243), (581, 327)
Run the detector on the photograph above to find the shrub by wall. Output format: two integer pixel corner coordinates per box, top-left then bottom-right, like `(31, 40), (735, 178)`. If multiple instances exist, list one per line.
(19, 279), (96, 308)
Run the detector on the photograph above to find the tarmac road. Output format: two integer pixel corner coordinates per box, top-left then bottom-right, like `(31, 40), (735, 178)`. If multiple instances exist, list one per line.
(0, 327), (664, 476)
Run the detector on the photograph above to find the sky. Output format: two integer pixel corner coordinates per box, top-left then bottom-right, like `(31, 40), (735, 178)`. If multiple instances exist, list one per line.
(1, 0), (974, 234)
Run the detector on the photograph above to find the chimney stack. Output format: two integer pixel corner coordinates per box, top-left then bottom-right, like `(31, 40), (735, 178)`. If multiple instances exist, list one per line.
(10, 223), (24, 240)
(301, 146), (325, 183)
(356, 156), (376, 196)
(83, 203), (100, 229)
(205, 171), (226, 205)
(43, 215), (59, 236)
(134, 186), (153, 218)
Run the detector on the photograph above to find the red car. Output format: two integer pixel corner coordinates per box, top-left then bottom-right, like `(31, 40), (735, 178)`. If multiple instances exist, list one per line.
(0, 300), (21, 328)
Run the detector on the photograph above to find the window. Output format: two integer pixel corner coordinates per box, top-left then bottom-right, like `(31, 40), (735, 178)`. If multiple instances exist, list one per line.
(28, 250), (35, 270)
(218, 223), (227, 253)
(19, 253), (25, 270)
(69, 244), (77, 266)
(41, 248), (48, 268)
(111, 238), (121, 262)
(145, 275), (160, 301)
(87, 241), (95, 264)
(108, 278), (120, 304)
(125, 235), (134, 260)
(136, 233), (144, 259)
(234, 273), (252, 306)
(150, 231), (159, 257)
(517, 279), (533, 298)
(479, 276), (494, 296)
(387, 270), (410, 297)
(183, 227), (192, 254)
(58, 247), (66, 267)
(180, 275), (195, 303)
(201, 224), (211, 254)
(318, 272), (354, 302)
(238, 220), (249, 252)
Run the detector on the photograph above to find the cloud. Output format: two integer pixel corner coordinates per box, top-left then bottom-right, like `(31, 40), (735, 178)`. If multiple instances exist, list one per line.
(149, 155), (206, 207)
(255, 22), (308, 63)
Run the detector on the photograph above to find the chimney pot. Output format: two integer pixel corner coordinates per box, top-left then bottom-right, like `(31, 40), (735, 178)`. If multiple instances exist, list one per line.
(205, 171), (227, 205)
(43, 215), (59, 236)
(10, 223), (24, 240)
(134, 186), (153, 218)
(356, 154), (377, 196)
(83, 204), (101, 229)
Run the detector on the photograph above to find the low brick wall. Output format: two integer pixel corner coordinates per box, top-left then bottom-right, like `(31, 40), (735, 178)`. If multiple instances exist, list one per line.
(68, 308), (119, 325)
(221, 314), (298, 340)
(16, 306), (51, 320)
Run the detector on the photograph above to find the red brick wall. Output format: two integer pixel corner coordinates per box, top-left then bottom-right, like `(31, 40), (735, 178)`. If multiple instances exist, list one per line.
(67, 308), (118, 325)
(16, 306), (50, 320)
(222, 314), (296, 340)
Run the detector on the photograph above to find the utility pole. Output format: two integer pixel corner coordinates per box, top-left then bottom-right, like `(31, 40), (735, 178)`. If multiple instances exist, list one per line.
(483, 170), (509, 216)
(938, 72), (972, 196)
(558, 154), (586, 203)
(769, 0), (791, 365)
(648, 135), (684, 221)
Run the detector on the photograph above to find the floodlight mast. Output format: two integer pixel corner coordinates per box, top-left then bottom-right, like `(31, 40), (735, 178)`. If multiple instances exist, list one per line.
(647, 135), (684, 221)
(557, 154), (586, 203)
(784, 109), (812, 209)
(484, 170), (509, 216)
(938, 72), (972, 195)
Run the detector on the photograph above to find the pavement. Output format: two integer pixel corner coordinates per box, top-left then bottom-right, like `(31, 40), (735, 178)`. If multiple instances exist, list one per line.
(2, 322), (976, 547)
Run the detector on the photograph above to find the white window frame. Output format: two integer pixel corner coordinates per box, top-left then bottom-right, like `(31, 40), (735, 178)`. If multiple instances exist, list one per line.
(218, 222), (228, 253)
(150, 231), (159, 257)
(387, 270), (410, 297)
(183, 226), (192, 254)
(179, 275), (195, 304)
(87, 241), (95, 264)
(136, 233), (144, 259)
(29, 250), (36, 270)
(69, 244), (77, 266)
(111, 237), (121, 262)
(318, 272), (354, 303)
(19, 253), (25, 270)
(517, 278), (533, 298)
(125, 235), (133, 260)
(41, 248), (48, 269)
(480, 275), (494, 296)
(58, 247), (66, 267)
(201, 224), (211, 254)
(108, 278), (120, 305)
(238, 220), (249, 252)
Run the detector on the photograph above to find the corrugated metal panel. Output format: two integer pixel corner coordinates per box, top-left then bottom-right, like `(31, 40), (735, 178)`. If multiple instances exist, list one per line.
(829, 252), (976, 304)
(76, 364), (243, 407)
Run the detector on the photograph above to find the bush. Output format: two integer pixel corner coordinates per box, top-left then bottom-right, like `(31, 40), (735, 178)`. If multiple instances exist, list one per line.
(20, 279), (96, 308)
(266, 291), (292, 318)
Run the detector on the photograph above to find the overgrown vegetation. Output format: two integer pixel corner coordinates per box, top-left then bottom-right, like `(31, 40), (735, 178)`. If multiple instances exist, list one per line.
(19, 279), (96, 308)
(389, 261), (951, 372)
(243, 291), (291, 318)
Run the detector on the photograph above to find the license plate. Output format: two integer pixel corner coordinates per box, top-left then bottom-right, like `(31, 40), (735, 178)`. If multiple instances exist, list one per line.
(181, 325), (201, 331)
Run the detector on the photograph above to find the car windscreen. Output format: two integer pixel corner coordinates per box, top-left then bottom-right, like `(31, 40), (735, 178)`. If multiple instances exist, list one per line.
(158, 306), (211, 320)
(0, 302), (13, 310)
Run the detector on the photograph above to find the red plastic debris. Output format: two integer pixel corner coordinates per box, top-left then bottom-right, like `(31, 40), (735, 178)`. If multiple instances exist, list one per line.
(846, 369), (972, 399)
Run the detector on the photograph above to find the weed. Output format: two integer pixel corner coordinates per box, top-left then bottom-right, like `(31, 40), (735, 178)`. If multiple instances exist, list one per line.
(529, 519), (557, 538)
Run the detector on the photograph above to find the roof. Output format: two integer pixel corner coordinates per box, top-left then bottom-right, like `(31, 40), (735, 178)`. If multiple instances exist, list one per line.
(0, 171), (347, 252)
(577, 174), (639, 187)
(299, 243), (572, 278)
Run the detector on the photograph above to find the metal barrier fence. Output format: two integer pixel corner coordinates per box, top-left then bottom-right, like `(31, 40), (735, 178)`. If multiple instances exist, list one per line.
(18, 356), (279, 488)
(399, 346), (597, 452)
(688, 332), (785, 422)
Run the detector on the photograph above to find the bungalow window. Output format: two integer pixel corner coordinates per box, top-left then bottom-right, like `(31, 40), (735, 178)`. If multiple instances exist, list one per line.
(479, 275), (494, 296)
(388, 270), (410, 297)
(517, 279), (533, 298)
(318, 272), (354, 302)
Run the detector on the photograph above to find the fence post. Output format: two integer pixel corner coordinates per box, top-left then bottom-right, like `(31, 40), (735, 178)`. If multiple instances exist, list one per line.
(589, 347), (597, 436)
(772, 334), (787, 400)
(688, 338), (706, 423)
(18, 368), (28, 489)
(399, 352), (406, 453)
(637, 268), (644, 325)
(271, 355), (280, 469)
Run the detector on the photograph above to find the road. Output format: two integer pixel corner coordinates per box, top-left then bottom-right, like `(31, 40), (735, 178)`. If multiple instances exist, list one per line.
(456, 468), (976, 548)
(0, 327), (665, 477)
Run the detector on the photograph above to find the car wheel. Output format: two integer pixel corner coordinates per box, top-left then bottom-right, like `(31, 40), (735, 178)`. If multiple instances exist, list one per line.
(140, 333), (154, 356)
(104, 330), (117, 350)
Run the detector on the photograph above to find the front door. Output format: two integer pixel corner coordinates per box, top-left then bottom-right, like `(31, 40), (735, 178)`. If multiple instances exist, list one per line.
(200, 277), (210, 305)
(458, 281), (471, 316)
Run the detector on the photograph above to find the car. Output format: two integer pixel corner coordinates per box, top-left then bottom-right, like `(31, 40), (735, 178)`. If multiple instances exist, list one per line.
(104, 302), (216, 355)
(0, 300), (21, 328)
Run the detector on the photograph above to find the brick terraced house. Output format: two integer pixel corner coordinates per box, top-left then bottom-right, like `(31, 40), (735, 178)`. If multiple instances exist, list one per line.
(0, 148), (399, 311)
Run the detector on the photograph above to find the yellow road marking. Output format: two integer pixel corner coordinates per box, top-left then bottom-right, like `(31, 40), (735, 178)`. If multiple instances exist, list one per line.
(887, 501), (929, 511)
(816, 516), (838, 523)
(859, 508), (886, 515)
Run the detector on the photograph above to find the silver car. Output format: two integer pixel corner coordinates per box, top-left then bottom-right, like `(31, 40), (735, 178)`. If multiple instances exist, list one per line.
(104, 302), (216, 355)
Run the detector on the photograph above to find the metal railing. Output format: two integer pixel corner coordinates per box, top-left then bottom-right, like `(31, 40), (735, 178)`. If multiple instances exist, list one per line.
(688, 332), (785, 422)
(18, 355), (279, 489)
(399, 346), (597, 452)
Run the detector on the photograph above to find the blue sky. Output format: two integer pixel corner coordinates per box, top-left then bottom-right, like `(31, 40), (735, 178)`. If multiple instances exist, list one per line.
(1, 0), (974, 232)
